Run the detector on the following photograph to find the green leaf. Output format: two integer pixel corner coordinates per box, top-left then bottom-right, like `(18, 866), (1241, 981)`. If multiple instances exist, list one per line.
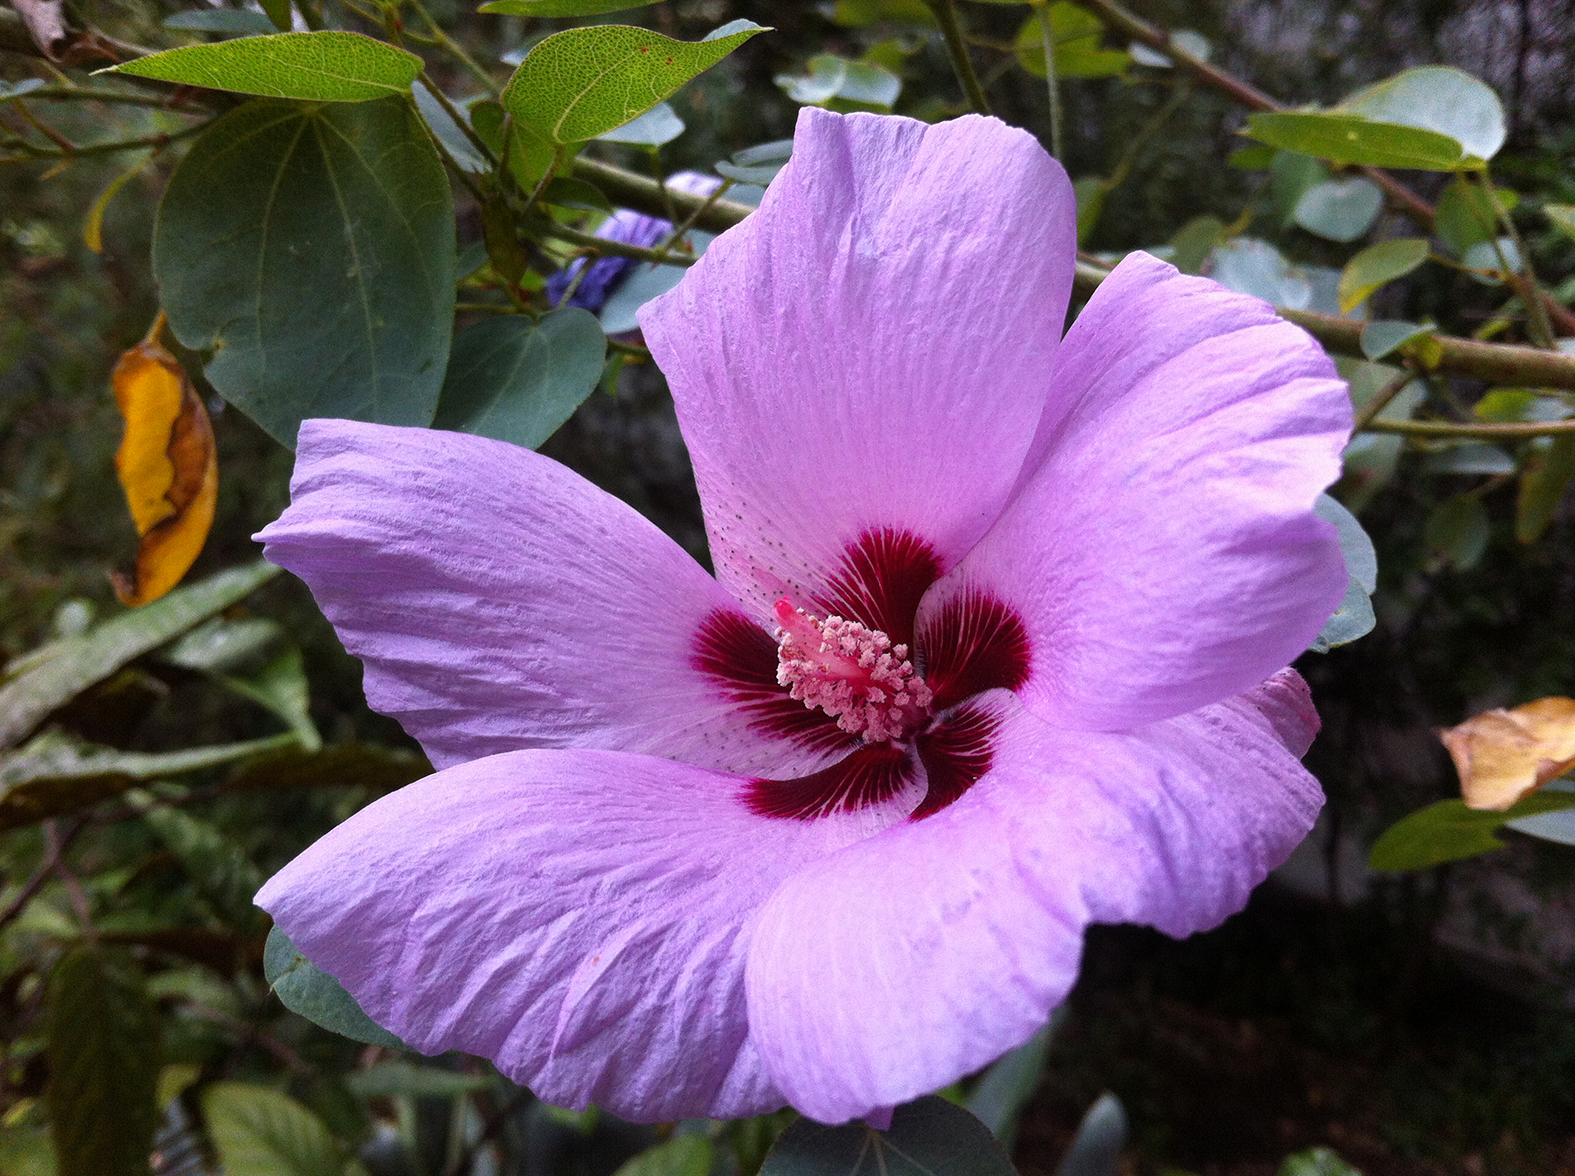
(1293, 177), (1382, 242)
(162, 9), (281, 34)
(1339, 66), (1505, 162)
(102, 32), (422, 102)
(1506, 783), (1575, 846)
(776, 54), (901, 112)
(1278, 1147), (1362, 1176)
(0, 561), (279, 749)
(759, 1097), (1014, 1176)
(966, 1020), (1055, 1148)
(1546, 203), (1575, 241)
(259, 0), (293, 32)
(1434, 178), (1513, 255)
(154, 98), (455, 447)
(716, 137), (792, 184)
(0, 1127), (55, 1176)
(597, 100), (685, 145)
(0, 730), (297, 832)
(1422, 442), (1515, 476)
(47, 948), (162, 1176)
(599, 236), (714, 334)
(220, 647), (322, 752)
(129, 790), (266, 924)
(1269, 150), (1329, 228)
(1057, 1092), (1127, 1176)
(162, 615), (284, 672)
(1126, 28), (1210, 67)
(1243, 111), (1464, 171)
(1014, 4), (1129, 79)
(1369, 791), (1575, 871)
(1072, 176), (1104, 245)
(1516, 435), (1575, 543)
(413, 80), (487, 172)
(613, 1135), (714, 1176)
(501, 20), (768, 145)
(1424, 494), (1490, 570)
(1227, 143), (1275, 169)
(264, 925), (406, 1049)
(1359, 320), (1433, 362)
(1309, 494), (1378, 653)
(203, 1083), (346, 1176)
(433, 310), (606, 450)
(470, 96), (569, 192)
(224, 741), (428, 793)
(1337, 237), (1429, 313)
(478, 0), (659, 14)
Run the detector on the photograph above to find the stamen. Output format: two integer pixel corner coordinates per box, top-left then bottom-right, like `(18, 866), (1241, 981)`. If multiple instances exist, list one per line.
(772, 598), (932, 743)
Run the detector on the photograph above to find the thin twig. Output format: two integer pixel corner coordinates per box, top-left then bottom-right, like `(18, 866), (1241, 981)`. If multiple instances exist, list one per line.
(418, 73), (498, 167)
(924, 0), (991, 115)
(532, 219), (698, 267)
(443, 1085), (533, 1176)
(16, 83), (202, 109)
(407, 0), (500, 96)
(10, 119), (205, 158)
(1032, 1), (1063, 158)
(0, 814), (90, 932)
(45, 819), (97, 945)
(1360, 417), (1575, 439)
(1351, 367), (1418, 432)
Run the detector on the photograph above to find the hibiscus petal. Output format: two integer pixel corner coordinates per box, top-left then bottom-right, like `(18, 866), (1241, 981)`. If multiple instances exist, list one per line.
(256, 748), (875, 1121)
(920, 251), (1350, 731)
(256, 419), (826, 775)
(639, 108), (1076, 622)
(745, 672), (1321, 1123)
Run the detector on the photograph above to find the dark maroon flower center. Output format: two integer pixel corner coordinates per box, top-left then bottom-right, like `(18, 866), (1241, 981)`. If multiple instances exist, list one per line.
(692, 528), (1029, 821)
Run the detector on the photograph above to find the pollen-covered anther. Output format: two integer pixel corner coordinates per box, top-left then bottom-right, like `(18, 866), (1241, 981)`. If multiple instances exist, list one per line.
(772, 598), (933, 743)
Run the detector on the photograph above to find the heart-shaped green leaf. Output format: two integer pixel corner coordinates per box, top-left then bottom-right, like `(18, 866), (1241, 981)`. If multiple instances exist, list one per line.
(154, 98), (455, 446)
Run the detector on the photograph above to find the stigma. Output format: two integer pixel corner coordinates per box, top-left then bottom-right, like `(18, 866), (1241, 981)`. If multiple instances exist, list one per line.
(772, 598), (932, 743)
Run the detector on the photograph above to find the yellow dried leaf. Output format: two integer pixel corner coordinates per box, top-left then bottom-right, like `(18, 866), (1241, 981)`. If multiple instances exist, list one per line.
(1440, 696), (1575, 812)
(110, 313), (218, 607)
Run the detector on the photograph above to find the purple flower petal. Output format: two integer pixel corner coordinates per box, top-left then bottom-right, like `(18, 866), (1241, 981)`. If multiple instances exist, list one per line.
(256, 420), (830, 776)
(918, 251), (1351, 733)
(744, 672), (1321, 1123)
(639, 109), (1076, 623)
(257, 748), (880, 1121)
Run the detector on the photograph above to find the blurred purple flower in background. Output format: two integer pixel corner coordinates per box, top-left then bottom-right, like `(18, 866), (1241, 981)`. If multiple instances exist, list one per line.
(545, 171), (721, 314)
(254, 109), (1352, 1125)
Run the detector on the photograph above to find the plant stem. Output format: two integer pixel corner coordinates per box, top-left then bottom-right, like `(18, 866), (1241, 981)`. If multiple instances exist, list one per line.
(10, 119), (204, 158)
(1074, 0), (1575, 336)
(1072, 256), (1575, 389)
(1475, 169), (1557, 349)
(530, 218), (697, 267)
(571, 154), (754, 233)
(419, 72), (497, 167)
(406, 0), (500, 96)
(1361, 417), (1575, 439)
(924, 0), (991, 115)
(17, 83), (198, 108)
(1031, 0), (1063, 158)
(1351, 368), (1418, 432)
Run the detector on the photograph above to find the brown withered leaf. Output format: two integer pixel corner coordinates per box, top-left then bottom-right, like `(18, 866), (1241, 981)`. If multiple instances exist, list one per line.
(111, 313), (218, 607)
(1440, 696), (1575, 811)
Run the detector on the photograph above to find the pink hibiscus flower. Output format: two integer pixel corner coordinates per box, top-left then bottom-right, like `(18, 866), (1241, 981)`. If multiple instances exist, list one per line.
(254, 109), (1351, 1125)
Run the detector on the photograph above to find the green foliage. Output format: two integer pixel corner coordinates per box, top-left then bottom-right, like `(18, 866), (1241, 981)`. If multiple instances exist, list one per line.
(0, 562), (280, 748)
(776, 55), (902, 112)
(613, 1134), (714, 1176)
(1055, 1093), (1126, 1176)
(1013, 4), (1130, 80)
(103, 32), (424, 102)
(46, 947), (163, 1176)
(1243, 112), (1465, 170)
(1339, 66), (1505, 161)
(477, 0), (661, 15)
(1278, 1148), (1361, 1176)
(203, 1082), (350, 1176)
(501, 21), (767, 145)
(1337, 237), (1429, 313)
(154, 98), (455, 446)
(263, 926), (406, 1049)
(434, 309), (607, 450)
(1293, 178), (1382, 243)
(760, 1098), (1015, 1176)
(1369, 790), (1575, 871)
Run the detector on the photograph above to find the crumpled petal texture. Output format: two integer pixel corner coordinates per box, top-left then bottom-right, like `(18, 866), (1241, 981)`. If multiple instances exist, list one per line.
(745, 671), (1322, 1122)
(640, 108), (1076, 621)
(922, 251), (1351, 732)
(257, 420), (825, 776)
(255, 107), (1347, 1128)
(257, 749), (875, 1120)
